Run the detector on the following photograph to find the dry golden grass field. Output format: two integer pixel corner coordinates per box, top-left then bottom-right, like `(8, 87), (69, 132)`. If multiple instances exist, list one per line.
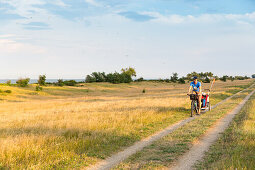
(0, 79), (253, 169)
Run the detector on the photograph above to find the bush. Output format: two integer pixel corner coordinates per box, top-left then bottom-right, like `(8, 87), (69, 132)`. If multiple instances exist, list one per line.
(120, 73), (132, 83)
(203, 77), (210, 83)
(16, 78), (30, 87)
(170, 73), (178, 83)
(142, 89), (146, 93)
(92, 72), (107, 82)
(252, 74), (255, 79)
(35, 86), (43, 91)
(229, 76), (235, 81)
(6, 80), (11, 86)
(178, 77), (186, 84)
(38, 75), (46, 86)
(165, 79), (170, 83)
(85, 75), (96, 83)
(63, 80), (77, 86)
(4, 90), (12, 93)
(136, 77), (144, 82)
(220, 75), (228, 82)
(105, 72), (132, 84)
(121, 67), (136, 77)
(106, 72), (121, 84)
(56, 79), (64, 86)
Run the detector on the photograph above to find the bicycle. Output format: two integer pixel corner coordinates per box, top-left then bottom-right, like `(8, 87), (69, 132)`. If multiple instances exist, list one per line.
(187, 90), (211, 117)
(187, 94), (200, 117)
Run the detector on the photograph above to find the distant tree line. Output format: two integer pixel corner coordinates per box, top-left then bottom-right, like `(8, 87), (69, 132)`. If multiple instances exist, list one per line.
(135, 72), (252, 84)
(4, 71), (254, 89)
(85, 67), (136, 84)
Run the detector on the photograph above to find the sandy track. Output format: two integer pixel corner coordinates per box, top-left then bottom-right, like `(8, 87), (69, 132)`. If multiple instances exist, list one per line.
(170, 89), (255, 170)
(86, 85), (253, 170)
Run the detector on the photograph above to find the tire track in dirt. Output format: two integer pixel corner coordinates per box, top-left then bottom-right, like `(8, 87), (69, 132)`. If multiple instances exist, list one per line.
(86, 85), (254, 170)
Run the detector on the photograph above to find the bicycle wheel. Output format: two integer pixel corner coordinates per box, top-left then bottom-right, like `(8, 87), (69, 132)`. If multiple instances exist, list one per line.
(191, 100), (194, 117)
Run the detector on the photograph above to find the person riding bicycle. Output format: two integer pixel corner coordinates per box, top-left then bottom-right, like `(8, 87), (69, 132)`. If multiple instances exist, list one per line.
(188, 76), (202, 115)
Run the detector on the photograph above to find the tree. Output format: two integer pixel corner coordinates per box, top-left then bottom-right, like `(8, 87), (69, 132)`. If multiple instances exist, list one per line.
(186, 71), (199, 80)
(16, 78), (30, 87)
(56, 79), (64, 86)
(170, 73), (178, 83)
(63, 80), (77, 86)
(38, 75), (46, 86)
(121, 67), (136, 77)
(135, 77), (144, 82)
(203, 76), (210, 83)
(252, 74), (255, 78)
(85, 75), (96, 83)
(6, 80), (11, 86)
(220, 75), (228, 82)
(229, 76), (235, 81)
(91, 72), (106, 82)
(178, 77), (185, 84)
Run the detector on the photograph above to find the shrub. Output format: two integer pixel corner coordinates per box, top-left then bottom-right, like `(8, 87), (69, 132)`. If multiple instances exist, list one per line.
(252, 74), (255, 79)
(38, 75), (46, 86)
(105, 72), (132, 84)
(63, 80), (77, 86)
(4, 90), (12, 93)
(5, 90), (11, 93)
(91, 72), (107, 82)
(35, 86), (43, 91)
(106, 72), (121, 84)
(120, 73), (132, 83)
(6, 80), (11, 86)
(165, 79), (170, 83)
(121, 67), (136, 77)
(203, 77), (210, 83)
(85, 75), (96, 83)
(136, 77), (144, 82)
(170, 73), (178, 83)
(178, 77), (186, 84)
(16, 78), (30, 87)
(142, 89), (146, 93)
(220, 75), (228, 82)
(229, 76), (235, 81)
(56, 79), (64, 86)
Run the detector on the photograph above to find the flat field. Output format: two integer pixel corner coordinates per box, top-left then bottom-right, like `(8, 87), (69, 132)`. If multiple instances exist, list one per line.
(0, 79), (253, 169)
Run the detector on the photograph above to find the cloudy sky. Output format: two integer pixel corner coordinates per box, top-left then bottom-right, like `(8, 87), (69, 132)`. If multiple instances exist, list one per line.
(0, 0), (255, 79)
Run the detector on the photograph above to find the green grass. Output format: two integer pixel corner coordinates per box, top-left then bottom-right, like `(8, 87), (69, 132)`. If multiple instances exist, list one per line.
(194, 92), (255, 170)
(115, 88), (254, 169)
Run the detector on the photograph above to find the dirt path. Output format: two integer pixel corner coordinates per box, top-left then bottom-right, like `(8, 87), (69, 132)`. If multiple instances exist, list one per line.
(170, 89), (255, 170)
(86, 86), (252, 170)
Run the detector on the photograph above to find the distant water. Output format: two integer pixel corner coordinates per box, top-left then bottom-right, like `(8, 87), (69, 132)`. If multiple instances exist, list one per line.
(0, 79), (85, 84)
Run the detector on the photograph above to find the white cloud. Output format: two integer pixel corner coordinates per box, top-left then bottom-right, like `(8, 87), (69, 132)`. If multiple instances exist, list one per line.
(1, 0), (45, 16)
(85, 0), (101, 7)
(0, 37), (46, 55)
(51, 0), (68, 7)
(142, 11), (255, 25)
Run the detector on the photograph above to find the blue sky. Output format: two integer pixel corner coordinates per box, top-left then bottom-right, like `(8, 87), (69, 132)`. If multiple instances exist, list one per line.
(0, 0), (255, 79)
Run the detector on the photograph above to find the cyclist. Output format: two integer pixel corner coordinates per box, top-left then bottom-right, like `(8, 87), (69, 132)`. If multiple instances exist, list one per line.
(188, 76), (202, 115)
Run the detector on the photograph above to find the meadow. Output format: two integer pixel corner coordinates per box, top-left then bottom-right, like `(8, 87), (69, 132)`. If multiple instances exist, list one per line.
(0, 79), (253, 169)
